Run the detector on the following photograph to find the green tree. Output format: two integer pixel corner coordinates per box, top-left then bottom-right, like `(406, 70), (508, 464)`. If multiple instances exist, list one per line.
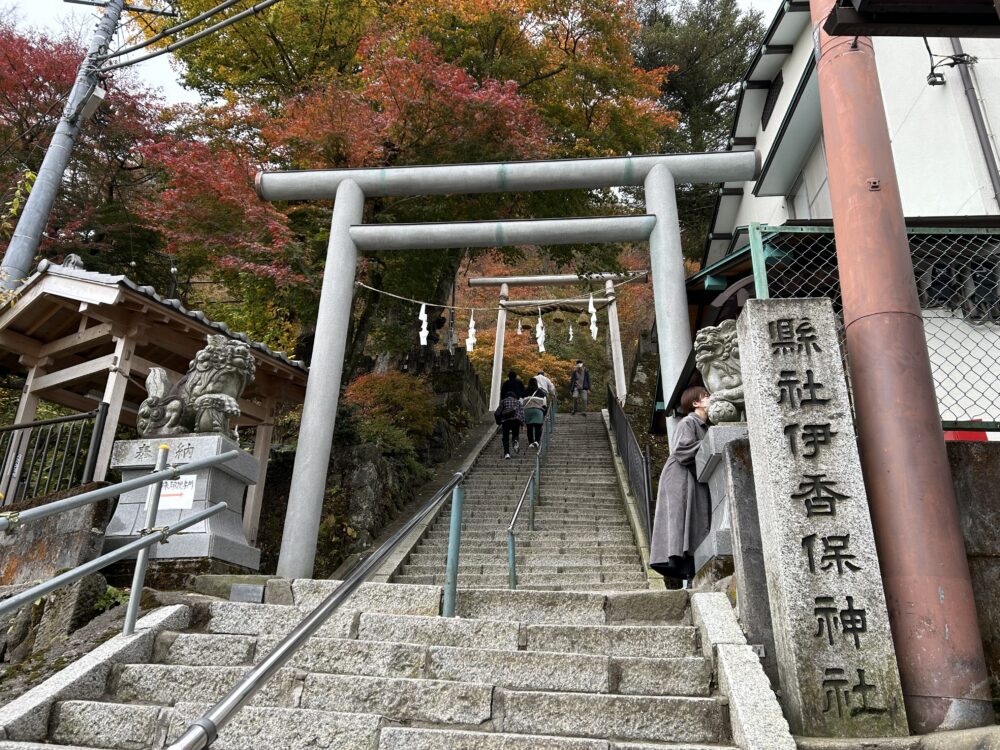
(637, 0), (765, 260)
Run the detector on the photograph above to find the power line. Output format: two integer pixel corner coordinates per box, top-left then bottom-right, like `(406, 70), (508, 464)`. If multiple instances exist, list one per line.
(100, 0), (245, 60)
(99, 0), (284, 73)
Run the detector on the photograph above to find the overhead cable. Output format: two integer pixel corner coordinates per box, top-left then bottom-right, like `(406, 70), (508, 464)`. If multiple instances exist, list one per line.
(99, 0), (245, 60)
(99, 0), (283, 73)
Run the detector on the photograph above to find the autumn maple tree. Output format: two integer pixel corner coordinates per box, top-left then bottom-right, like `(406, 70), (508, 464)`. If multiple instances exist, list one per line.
(0, 22), (165, 277)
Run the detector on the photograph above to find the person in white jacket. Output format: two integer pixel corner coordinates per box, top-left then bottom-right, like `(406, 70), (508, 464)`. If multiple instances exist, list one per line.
(521, 377), (549, 449)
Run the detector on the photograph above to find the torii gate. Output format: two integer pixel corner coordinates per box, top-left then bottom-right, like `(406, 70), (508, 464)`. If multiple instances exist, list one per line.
(256, 151), (758, 578)
(469, 272), (648, 409)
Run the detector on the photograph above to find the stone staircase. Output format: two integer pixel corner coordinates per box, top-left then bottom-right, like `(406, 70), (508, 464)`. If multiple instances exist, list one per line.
(0, 581), (736, 750)
(0, 414), (747, 750)
(392, 415), (649, 591)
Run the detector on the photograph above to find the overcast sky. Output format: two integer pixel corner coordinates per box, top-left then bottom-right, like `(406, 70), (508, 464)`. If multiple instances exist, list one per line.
(3, 0), (784, 105)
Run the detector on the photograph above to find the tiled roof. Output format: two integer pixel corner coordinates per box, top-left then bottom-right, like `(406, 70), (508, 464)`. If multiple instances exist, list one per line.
(31, 259), (307, 373)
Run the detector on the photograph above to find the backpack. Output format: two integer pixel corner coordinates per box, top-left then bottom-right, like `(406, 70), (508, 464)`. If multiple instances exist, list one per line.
(499, 403), (518, 421)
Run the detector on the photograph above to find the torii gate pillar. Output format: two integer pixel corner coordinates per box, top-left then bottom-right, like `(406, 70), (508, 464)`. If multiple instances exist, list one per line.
(605, 279), (627, 403)
(488, 283), (509, 410)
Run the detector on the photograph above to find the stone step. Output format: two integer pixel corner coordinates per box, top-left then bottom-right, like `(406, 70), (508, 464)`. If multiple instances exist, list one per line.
(411, 548), (638, 563)
(455, 507), (627, 518)
(357, 613), (521, 650)
(206, 601), (356, 638)
(108, 664), (497, 726)
(525, 623), (699, 658)
(376, 728), (737, 750)
(159, 633), (706, 696)
(422, 530), (635, 543)
(459, 582), (651, 592)
(392, 572), (646, 586)
(500, 691), (726, 744)
(455, 589), (687, 626)
(445, 500), (624, 511)
(404, 551), (641, 565)
(400, 555), (646, 577)
(48, 700), (384, 750)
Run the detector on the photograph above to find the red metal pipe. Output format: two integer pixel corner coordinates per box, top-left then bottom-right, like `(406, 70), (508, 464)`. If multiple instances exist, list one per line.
(811, 0), (992, 733)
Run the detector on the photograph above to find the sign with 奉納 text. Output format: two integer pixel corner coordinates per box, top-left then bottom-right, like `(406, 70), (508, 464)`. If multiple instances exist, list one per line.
(738, 298), (907, 737)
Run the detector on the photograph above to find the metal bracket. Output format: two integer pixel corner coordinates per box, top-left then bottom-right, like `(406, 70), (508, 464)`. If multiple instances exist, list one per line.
(0, 511), (20, 531)
(137, 525), (169, 541)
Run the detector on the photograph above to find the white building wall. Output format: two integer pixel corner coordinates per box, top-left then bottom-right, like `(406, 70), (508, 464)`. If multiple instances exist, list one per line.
(874, 36), (1000, 217)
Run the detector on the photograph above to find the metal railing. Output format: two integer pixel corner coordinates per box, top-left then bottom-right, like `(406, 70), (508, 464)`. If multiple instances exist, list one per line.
(606, 384), (653, 544)
(747, 222), (1000, 430)
(0, 446), (241, 636)
(505, 404), (555, 590)
(168, 468), (467, 750)
(0, 403), (108, 507)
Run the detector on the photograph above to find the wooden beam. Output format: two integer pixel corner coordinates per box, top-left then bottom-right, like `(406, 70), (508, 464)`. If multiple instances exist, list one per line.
(38, 322), (114, 359)
(92, 335), (135, 481)
(0, 330), (40, 358)
(243, 399), (276, 545)
(30, 353), (118, 393)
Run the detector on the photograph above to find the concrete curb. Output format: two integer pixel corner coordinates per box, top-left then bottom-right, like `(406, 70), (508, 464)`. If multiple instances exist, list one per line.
(0, 604), (190, 742)
(369, 421), (500, 584)
(601, 409), (665, 591)
(691, 592), (795, 750)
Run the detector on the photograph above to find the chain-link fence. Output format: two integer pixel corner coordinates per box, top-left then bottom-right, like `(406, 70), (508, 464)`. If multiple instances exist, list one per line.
(749, 224), (1000, 429)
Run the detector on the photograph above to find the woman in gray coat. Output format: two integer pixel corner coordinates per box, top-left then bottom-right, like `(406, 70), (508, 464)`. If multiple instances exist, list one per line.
(650, 386), (711, 582)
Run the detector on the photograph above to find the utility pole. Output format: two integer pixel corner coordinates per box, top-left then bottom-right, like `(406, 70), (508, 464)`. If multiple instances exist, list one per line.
(811, 0), (992, 733)
(0, 0), (127, 289)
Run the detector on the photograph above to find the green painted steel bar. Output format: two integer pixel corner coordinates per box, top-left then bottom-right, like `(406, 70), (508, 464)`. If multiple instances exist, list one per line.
(442, 483), (465, 617)
(748, 222), (770, 300)
(528, 474), (536, 531)
(0, 503), (225, 620)
(507, 530), (517, 590)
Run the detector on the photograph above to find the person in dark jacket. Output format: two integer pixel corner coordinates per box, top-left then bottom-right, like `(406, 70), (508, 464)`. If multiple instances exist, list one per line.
(500, 370), (525, 399)
(649, 385), (711, 582)
(494, 393), (525, 459)
(568, 360), (591, 415)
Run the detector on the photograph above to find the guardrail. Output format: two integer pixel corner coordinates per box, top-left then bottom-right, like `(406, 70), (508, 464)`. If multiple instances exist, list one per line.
(0, 403), (108, 507)
(0, 446), (241, 636)
(505, 403), (555, 590)
(167, 468), (467, 750)
(606, 383), (653, 544)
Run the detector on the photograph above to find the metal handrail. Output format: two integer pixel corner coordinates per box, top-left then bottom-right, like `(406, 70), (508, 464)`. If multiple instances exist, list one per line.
(0, 449), (242, 532)
(505, 404), (555, 590)
(0, 408), (101, 433)
(167, 470), (466, 750)
(0, 503), (225, 620)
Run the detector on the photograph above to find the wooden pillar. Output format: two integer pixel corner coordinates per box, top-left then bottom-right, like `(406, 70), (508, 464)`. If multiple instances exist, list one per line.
(243, 399), (275, 545)
(0, 356), (47, 502)
(92, 333), (134, 482)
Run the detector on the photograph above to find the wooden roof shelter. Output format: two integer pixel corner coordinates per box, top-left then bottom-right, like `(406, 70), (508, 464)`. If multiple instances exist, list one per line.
(0, 259), (308, 543)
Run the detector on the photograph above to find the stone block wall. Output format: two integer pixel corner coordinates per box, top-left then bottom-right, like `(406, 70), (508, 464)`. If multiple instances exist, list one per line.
(948, 440), (1000, 715)
(0, 483), (111, 586)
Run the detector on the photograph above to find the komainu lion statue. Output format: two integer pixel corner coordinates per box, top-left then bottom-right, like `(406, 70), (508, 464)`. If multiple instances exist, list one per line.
(137, 335), (256, 438)
(694, 319), (744, 423)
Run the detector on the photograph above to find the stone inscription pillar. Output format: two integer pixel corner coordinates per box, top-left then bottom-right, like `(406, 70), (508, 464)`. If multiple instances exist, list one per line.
(739, 298), (907, 737)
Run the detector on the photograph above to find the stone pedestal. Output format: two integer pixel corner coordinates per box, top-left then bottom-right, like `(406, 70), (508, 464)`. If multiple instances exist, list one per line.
(692, 425), (746, 584)
(104, 435), (260, 570)
(739, 298), (906, 737)
(723, 438), (779, 689)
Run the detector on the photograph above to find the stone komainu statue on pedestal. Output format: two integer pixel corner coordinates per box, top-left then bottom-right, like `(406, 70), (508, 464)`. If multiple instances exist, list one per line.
(137, 334), (256, 438)
(694, 319), (744, 423)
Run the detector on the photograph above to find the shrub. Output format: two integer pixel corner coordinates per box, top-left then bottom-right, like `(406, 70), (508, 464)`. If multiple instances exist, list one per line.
(343, 372), (437, 443)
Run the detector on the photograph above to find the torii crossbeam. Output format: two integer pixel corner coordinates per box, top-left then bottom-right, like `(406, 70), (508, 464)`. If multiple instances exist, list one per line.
(469, 271), (648, 408)
(257, 150), (759, 578)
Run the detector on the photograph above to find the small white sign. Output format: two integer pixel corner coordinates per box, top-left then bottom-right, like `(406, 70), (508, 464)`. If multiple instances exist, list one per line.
(159, 475), (197, 510)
